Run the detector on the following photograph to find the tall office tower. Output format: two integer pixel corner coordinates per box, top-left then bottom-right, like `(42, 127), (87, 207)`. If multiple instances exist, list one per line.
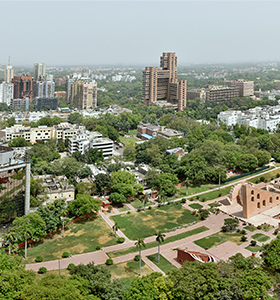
(66, 75), (76, 102)
(0, 65), (14, 83)
(71, 81), (97, 109)
(34, 63), (46, 81)
(33, 81), (55, 98)
(224, 79), (254, 97)
(13, 76), (33, 101)
(142, 52), (187, 111)
(0, 82), (14, 106)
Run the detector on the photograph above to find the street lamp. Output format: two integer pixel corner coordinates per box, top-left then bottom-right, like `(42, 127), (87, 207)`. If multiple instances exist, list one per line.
(61, 217), (65, 238)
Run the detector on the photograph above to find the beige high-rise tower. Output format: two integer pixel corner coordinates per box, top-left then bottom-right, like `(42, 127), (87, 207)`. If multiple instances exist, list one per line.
(142, 52), (186, 111)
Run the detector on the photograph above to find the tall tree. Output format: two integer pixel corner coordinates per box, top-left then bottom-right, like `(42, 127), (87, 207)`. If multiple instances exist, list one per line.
(155, 232), (165, 263)
(135, 238), (146, 276)
(112, 222), (120, 237)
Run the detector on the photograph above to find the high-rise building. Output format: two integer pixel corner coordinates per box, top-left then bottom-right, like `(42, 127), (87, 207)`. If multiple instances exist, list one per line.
(142, 52), (187, 111)
(205, 86), (239, 102)
(71, 80), (97, 109)
(36, 97), (58, 111)
(0, 65), (14, 83)
(34, 63), (46, 81)
(13, 76), (33, 101)
(11, 98), (30, 111)
(0, 82), (13, 106)
(224, 79), (254, 97)
(33, 81), (55, 98)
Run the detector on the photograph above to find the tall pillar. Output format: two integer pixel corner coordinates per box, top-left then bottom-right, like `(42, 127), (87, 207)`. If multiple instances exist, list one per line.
(25, 162), (31, 215)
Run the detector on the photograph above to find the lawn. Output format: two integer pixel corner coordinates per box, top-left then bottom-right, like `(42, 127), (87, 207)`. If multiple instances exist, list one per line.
(22, 215), (118, 264)
(249, 168), (280, 184)
(119, 136), (140, 146)
(147, 254), (177, 274)
(244, 225), (257, 232)
(208, 203), (221, 208)
(130, 198), (153, 209)
(110, 203), (198, 240)
(189, 186), (231, 202)
(178, 184), (218, 198)
(189, 203), (203, 210)
(245, 245), (262, 253)
(103, 260), (152, 286)
(252, 233), (270, 243)
(116, 204), (130, 212)
(194, 231), (244, 249)
(107, 226), (209, 258)
(128, 129), (138, 135)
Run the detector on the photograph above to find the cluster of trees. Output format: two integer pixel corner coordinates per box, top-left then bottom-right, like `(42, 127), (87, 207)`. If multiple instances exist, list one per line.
(3, 237), (280, 299)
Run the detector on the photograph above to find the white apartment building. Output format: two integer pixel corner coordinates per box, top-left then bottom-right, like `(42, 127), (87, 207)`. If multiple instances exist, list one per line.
(68, 130), (113, 158)
(1, 122), (86, 144)
(218, 105), (280, 132)
(0, 82), (13, 106)
(33, 81), (55, 98)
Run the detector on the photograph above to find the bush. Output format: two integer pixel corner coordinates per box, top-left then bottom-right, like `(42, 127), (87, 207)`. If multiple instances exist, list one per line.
(127, 211), (131, 214)
(108, 205), (113, 211)
(62, 251), (70, 258)
(201, 197), (206, 202)
(137, 208), (141, 212)
(134, 254), (140, 261)
(181, 199), (186, 204)
(242, 222), (247, 226)
(106, 258), (113, 265)
(35, 255), (44, 262)
(257, 225), (262, 230)
(148, 206), (152, 210)
(240, 230), (246, 235)
(237, 229), (240, 233)
(250, 240), (257, 247)
(277, 173), (280, 178)
(167, 201), (170, 205)
(260, 176), (265, 182)
(221, 226), (228, 232)
(38, 267), (47, 274)
(96, 245), (101, 250)
(274, 229), (278, 236)
(67, 263), (75, 271)
(241, 235), (247, 242)
(117, 237), (125, 243)
(218, 192), (222, 197)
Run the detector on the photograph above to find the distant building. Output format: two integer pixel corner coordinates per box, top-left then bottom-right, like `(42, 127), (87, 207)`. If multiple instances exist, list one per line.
(71, 80), (97, 109)
(137, 123), (184, 140)
(36, 97), (58, 111)
(0, 82), (13, 106)
(54, 91), (66, 99)
(11, 98), (29, 111)
(205, 85), (239, 102)
(0, 65), (14, 83)
(274, 80), (280, 91)
(187, 89), (206, 101)
(13, 76), (33, 101)
(34, 63), (46, 81)
(142, 52), (187, 111)
(33, 81), (55, 98)
(224, 79), (254, 97)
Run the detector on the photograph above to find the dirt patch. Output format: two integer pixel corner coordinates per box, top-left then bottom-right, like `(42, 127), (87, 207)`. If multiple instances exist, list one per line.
(68, 229), (86, 237)
(52, 244), (88, 258)
(142, 215), (153, 221)
(98, 234), (111, 244)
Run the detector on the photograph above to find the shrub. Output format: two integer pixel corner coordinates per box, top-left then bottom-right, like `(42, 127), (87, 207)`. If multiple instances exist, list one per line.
(273, 229), (278, 236)
(117, 237), (125, 243)
(240, 230), (246, 235)
(250, 240), (257, 247)
(148, 206), (152, 210)
(62, 251), (70, 258)
(137, 208), (141, 212)
(241, 235), (247, 242)
(271, 177), (274, 181)
(221, 226), (228, 232)
(196, 196), (200, 200)
(260, 176), (265, 182)
(134, 254), (140, 261)
(242, 222), (247, 226)
(201, 197), (206, 202)
(218, 192), (222, 197)
(264, 179), (268, 183)
(237, 229), (240, 233)
(106, 258), (113, 265)
(96, 245), (101, 250)
(38, 267), (47, 274)
(191, 211), (196, 215)
(181, 199), (186, 204)
(67, 263), (75, 271)
(277, 173), (280, 178)
(108, 205), (113, 211)
(127, 211), (131, 214)
(167, 201), (170, 205)
(35, 255), (44, 262)
(257, 225), (262, 230)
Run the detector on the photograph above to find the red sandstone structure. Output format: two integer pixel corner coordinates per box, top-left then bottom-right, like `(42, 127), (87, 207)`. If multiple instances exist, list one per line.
(229, 179), (280, 218)
(177, 249), (215, 264)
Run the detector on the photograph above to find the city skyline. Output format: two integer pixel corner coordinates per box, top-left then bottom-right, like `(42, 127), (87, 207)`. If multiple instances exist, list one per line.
(1, 1), (280, 66)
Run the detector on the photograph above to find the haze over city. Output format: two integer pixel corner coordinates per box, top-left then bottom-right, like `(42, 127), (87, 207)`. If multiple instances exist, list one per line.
(1, 1), (280, 66)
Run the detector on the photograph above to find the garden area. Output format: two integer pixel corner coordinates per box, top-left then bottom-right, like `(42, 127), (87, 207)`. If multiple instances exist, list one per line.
(249, 169), (280, 184)
(251, 233), (270, 243)
(22, 215), (118, 264)
(110, 203), (199, 240)
(147, 254), (177, 274)
(194, 231), (245, 250)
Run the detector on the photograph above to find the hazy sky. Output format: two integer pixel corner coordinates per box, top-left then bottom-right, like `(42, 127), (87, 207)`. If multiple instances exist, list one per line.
(1, 1), (280, 66)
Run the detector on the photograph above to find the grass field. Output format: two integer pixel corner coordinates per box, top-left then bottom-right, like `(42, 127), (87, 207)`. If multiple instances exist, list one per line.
(188, 186), (231, 202)
(249, 168), (280, 184)
(130, 198), (153, 209)
(107, 226), (209, 258)
(22, 215), (118, 264)
(117, 204), (130, 212)
(244, 225), (257, 232)
(245, 245), (262, 253)
(189, 203), (203, 210)
(252, 233), (270, 242)
(110, 203), (198, 240)
(194, 231), (244, 249)
(178, 184), (218, 198)
(119, 136), (140, 146)
(147, 254), (177, 274)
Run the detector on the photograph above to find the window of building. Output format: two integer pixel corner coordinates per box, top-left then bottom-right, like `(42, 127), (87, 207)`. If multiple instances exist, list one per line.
(257, 202), (260, 209)
(257, 194), (260, 199)
(251, 197), (254, 202)
(251, 190), (254, 195)
(270, 197), (273, 204)
(277, 196), (279, 201)
(263, 200), (266, 206)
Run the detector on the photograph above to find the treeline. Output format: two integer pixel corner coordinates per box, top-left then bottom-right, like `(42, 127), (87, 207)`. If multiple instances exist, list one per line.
(2, 237), (280, 299)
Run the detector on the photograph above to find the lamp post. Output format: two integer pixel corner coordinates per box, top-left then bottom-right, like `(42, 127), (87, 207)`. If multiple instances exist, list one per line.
(7, 240), (11, 255)
(219, 169), (221, 191)
(61, 218), (65, 238)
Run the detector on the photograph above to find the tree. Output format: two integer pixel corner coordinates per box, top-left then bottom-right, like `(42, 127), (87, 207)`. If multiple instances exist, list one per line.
(85, 148), (104, 165)
(79, 166), (93, 179)
(135, 238), (146, 276)
(112, 222), (120, 237)
(8, 137), (29, 147)
(224, 218), (239, 231)
(67, 194), (102, 217)
(109, 192), (126, 205)
(155, 232), (165, 263)
(237, 154), (258, 173)
(185, 178), (191, 196)
(76, 182), (96, 195)
(123, 145), (136, 161)
(94, 173), (112, 195)
(262, 236), (280, 272)
(140, 193), (149, 210)
(111, 170), (136, 197)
